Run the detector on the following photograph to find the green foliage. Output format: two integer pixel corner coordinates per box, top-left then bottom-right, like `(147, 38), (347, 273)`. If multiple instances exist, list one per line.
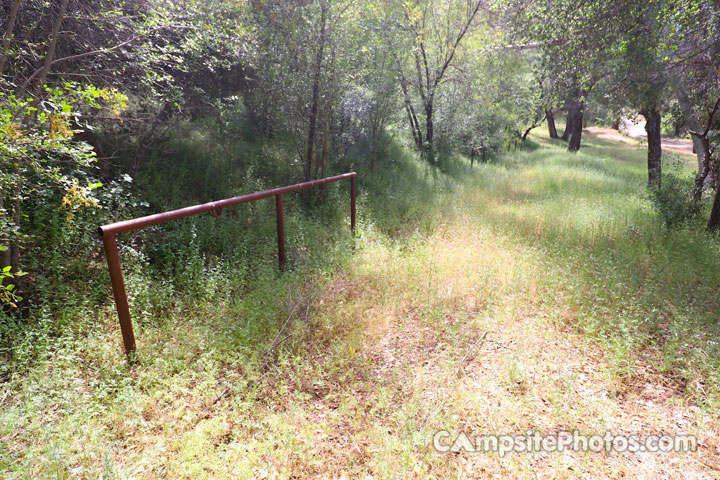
(447, 52), (542, 155)
(0, 266), (24, 307)
(648, 169), (703, 229)
(4, 0), (720, 476)
(0, 84), (128, 304)
(3, 131), (720, 477)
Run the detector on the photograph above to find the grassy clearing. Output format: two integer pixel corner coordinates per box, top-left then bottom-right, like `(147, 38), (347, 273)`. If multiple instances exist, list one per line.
(2, 131), (720, 478)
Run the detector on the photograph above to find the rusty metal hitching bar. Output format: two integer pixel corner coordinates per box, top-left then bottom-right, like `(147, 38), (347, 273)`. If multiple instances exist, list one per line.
(99, 172), (357, 355)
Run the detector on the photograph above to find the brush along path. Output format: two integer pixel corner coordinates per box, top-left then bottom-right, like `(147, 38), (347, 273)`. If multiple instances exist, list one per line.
(2, 133), (720, 478)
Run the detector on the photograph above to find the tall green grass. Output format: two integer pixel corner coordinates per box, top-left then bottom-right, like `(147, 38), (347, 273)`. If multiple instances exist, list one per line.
(466, 133), (720, 402)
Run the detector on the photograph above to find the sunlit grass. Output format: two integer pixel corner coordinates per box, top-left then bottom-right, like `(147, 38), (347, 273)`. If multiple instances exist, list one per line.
(2, 131), (720, 478)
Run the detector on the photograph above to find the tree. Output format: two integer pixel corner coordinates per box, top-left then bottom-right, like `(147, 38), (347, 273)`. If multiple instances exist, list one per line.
(0, 0), (245, 279)
(447, 46), (540, 157)
(503, 0), (642, 152)
(608, 1), (671, 187)
(664, 1), (720, 229)
(390, 0), (485, 159)
(0, 0), (22, 76)
(244, 0), (359, 181)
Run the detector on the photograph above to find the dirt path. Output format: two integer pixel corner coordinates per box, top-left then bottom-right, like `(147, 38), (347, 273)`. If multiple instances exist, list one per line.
(334, 218), (720, 478)
(245, 205), (720, 478)
(587, 118), (695, 157)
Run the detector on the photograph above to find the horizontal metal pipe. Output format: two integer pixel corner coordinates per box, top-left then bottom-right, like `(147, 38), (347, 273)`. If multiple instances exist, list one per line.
(98, 172), (357, 236)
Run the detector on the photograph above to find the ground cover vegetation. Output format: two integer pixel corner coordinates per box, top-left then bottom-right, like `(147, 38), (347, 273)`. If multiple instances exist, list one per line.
(2, 0), (720, 477)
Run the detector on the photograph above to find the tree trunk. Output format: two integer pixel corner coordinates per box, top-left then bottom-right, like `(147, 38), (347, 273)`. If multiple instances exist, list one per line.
(408, 103), (422, 148)
(691, 132), (706, 169)
(690, 133), (706, 172)
(641, 106), (662, 187)
(0, 0), (22, 76)
(546, 109), (558, 138)
(0, 0), (20, 267)
(9, 174), (21, 271)
(708, 186), (720, 232)
(689, 97), (720, 200)
(425, 100), (433, 153)
(693, 137), (712, 201)
(404, 102), (421, 148)
(674, 117), (684, 137)
(522, 112), (546, 142)
(400, 75), (422, 148)
(304, 2), (327, 182)
(611, 118), (620, 130)
(677, 86), (706, 173)
(0, 195), (9, 269)
(522, 127), (532, 141)
(33, 0), (70, 97)
(568, 102), (584, 152)
(318, 44), (336, 182)
(561, 110), (574, 141)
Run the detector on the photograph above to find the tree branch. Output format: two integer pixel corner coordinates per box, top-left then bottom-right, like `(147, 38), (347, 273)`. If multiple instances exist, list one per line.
(20, 25), (179, 93)
(433, 0), (484, 92)
(32, 0), (70, 96)
(688, 97), (720, 138)
(0, 0), (22, 76)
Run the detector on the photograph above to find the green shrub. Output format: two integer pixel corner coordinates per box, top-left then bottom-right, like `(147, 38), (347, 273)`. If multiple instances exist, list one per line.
(649, 170), (702, 229)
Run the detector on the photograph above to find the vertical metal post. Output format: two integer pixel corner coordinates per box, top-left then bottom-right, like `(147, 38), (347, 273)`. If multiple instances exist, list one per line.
(350, 175), (356, 231)
(102, 233), (136, 354)
(275, 194), (286, 267)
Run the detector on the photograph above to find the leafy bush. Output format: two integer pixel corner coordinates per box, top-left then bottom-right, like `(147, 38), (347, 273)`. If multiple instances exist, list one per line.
(0, 84), (127, 302)
(649, 169), (702, 229)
